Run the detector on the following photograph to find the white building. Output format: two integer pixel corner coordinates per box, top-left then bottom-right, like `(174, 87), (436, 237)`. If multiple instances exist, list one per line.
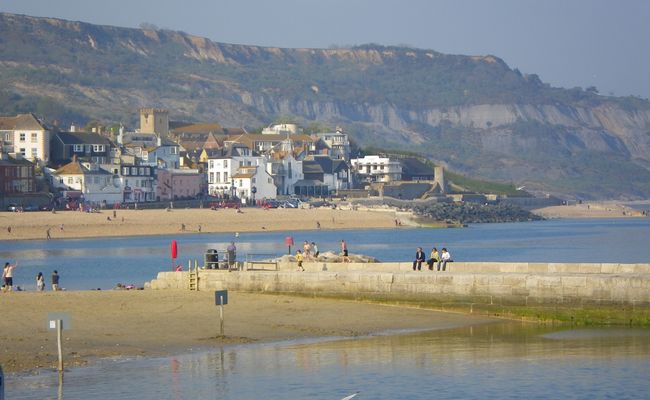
(313, 128), (351, 160)
(351, 155), (402, 183)
(0, 113), (50, 164)
(206, 144), (270, 198)
(266, 152), (303, 196)
(232, 165), (277, 203)
(49, 159), (122, 204)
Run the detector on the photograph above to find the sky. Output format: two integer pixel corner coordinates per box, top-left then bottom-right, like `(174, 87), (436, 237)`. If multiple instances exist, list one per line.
(2, 0), (649, 99)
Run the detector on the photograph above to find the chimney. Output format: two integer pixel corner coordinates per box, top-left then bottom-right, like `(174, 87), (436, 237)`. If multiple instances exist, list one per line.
(70, 124), (76, 132)
(157, 134), (162, 147)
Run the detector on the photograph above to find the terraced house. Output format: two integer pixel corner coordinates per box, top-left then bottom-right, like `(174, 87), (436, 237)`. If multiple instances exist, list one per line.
(0, 113), (50, 164)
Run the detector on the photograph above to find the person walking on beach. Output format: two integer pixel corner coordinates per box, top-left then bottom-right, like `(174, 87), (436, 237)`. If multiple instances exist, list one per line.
(2, 261), (16, 292)
(311, 242), (319, 258)
(341, 240), (350, 262)
(413, 247), (426, 271)
(303, 241), (311, 258)
(51, 270), (60, 291)
(36, 272), (45, 292)
(296, 250), (305, 271)
(427, 247), (440, 271)
(46, 227), (51, 240)
(439, 248), (452, 271)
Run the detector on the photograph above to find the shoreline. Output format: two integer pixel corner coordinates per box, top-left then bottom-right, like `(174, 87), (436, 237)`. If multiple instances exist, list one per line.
(532, 201), (647, 219)
(0, 207), (404, 241)
(0, 290), (495, 374)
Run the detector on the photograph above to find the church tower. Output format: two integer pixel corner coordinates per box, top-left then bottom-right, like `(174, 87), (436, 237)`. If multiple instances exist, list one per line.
(139, 108), (169, 137)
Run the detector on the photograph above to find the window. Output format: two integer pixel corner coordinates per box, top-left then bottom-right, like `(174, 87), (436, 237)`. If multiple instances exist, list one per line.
(131, 167), (137, 175)
(67, 177), (73, 184)
(31, 133), (38, 143)
(31, 148), (38, 158)
(223, 160), (228, 168)
(74, 144), (84, 152)
(170, 147), (178, 155)
(122, 167), (130, 175)
(223, 172), (228, 182)
(139, 168), (145, 175)
(209, 172), (214, 183)
(92, 144), (105, 152)
(19, 148), (26, 156)
(209, 160), (214, 169)
(19, 133), (26, 142)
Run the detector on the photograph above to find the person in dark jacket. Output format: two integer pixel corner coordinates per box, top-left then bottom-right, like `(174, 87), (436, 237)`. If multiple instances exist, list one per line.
(412, 247), (425, 271)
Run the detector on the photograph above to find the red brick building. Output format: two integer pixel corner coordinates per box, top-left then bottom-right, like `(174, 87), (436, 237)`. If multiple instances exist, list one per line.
(0, 152), (35, 195)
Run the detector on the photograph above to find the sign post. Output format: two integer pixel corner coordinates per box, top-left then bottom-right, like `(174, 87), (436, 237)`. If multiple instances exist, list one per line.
(284, 236), (294, 255)
(214, 290), (228, 336)
(48, 313), (70, 378)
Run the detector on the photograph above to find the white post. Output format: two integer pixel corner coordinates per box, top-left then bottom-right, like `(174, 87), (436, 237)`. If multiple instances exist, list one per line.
(219, 303), (224, 336)
(56, 319), (64, 373)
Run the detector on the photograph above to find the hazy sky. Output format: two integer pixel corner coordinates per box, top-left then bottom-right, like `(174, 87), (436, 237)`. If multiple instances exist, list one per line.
(2, 0), (649, 98)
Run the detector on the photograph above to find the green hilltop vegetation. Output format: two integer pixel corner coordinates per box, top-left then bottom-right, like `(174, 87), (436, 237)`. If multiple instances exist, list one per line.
(1, 12), (649, 199)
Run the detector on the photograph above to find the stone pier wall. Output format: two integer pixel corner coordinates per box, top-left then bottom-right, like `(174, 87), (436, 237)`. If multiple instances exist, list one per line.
(146, 262), (650, 305)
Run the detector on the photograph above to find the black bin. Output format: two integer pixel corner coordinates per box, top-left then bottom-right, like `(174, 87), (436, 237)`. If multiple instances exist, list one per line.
(205, 249), (219, 269)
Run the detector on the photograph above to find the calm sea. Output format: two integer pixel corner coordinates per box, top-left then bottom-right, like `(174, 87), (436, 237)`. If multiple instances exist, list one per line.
(1, 218), (650, 290)
(3, 218), (650, 399)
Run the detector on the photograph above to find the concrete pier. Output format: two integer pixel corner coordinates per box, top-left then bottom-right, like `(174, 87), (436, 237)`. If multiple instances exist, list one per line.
(146, 262), (650, 306)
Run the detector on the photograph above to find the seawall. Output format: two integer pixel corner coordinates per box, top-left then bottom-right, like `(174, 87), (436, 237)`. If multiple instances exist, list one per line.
(146, 262), (650, 306)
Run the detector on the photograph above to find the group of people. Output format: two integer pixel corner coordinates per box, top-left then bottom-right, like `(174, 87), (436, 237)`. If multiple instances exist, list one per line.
(2, 262), (61, 292)
(413, 247), (452, 271)
(295, 240), (321, 271)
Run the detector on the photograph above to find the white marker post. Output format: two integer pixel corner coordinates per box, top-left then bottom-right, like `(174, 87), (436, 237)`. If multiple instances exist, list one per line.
(215, 290), (228, 336)
(48, 313), (70, 378)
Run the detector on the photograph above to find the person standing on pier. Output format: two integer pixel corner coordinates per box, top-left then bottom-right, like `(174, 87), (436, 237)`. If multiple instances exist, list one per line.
(340, 240), (350, 262)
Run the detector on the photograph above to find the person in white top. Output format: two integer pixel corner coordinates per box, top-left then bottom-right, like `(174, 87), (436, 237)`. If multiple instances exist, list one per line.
(439, 248), (452, 271)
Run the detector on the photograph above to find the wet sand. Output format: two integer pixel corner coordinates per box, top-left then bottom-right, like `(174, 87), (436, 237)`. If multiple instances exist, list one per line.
(0, 207), (400, 241)
(0, 290), (494, 373)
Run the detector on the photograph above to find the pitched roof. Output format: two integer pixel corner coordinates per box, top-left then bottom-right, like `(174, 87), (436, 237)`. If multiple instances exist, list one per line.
(55, 131), (112, 145)
(303, 156), (349, 174)
(54, 160), (111, 175)
(55, 160), (88, 175)
(0, 153), (34, 166)
(0, 113), (46, 131)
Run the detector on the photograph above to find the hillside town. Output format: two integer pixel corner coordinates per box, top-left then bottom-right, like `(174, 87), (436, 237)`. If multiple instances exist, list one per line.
(1, 108), (469, 210)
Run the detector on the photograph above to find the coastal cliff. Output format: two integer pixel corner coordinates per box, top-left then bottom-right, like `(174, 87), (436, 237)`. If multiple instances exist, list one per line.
(1, 12), (650, 198)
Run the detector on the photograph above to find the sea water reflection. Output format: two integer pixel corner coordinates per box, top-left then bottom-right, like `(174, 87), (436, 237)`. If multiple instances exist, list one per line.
(2, 218), (650, 290)
(8, 322), (650, 399)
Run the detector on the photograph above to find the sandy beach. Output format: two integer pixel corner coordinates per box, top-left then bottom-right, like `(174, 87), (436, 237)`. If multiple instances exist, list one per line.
(0, 207), (400, 241)
(532, 201), (647, 219)
(0, 290), (494, 373)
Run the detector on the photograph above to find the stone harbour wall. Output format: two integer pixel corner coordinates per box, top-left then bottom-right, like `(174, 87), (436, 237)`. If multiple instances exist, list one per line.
(146, 262), (650, 305)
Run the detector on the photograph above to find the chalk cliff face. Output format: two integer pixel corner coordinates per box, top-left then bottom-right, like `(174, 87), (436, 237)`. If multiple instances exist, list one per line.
(1, 12), (650, 198)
